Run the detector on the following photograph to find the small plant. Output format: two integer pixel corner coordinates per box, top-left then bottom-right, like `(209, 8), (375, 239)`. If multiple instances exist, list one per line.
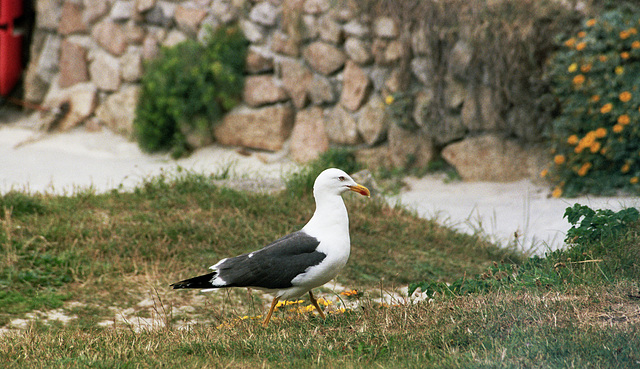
(384, 93), (418, 131)
(134, 25), (248, 158)
(564, 203), (639, 244)
(546, 8), (640, 196)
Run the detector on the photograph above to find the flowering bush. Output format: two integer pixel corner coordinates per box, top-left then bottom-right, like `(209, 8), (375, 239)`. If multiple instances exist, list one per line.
(547, 9), (640, 196)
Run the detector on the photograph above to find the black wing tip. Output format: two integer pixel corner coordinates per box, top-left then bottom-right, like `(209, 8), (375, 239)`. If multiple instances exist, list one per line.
(170, 272), (218, 290)
(169, 281), (189, 289)
(170, 282), (188, 289)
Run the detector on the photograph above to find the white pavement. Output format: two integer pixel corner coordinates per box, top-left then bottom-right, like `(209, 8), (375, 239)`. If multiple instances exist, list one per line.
(0, 125), (298, 194)
(1, 123), (638, 254)
(389, 176), (639, 254)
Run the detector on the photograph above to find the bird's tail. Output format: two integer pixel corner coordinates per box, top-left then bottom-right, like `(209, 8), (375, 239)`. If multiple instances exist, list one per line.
(170, 272), (219, 289)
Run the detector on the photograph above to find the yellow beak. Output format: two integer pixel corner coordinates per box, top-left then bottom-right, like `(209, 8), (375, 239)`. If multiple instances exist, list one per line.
(348, 184), (370, 197)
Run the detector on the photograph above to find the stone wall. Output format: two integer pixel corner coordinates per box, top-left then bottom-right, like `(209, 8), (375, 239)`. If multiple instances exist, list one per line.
(24, 0), (559, 181)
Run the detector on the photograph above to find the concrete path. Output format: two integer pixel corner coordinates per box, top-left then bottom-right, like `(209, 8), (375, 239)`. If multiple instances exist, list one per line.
(2, 122), (638, 254)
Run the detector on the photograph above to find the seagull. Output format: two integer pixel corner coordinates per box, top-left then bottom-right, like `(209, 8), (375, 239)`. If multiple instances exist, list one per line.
(171, 168), (370, 326)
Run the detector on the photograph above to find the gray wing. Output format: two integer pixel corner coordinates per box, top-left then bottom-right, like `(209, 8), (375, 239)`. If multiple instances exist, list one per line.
(216, 231), (326, 289)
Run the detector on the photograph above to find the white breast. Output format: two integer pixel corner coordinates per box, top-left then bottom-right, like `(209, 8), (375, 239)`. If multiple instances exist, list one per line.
(292, 195), (351, 289)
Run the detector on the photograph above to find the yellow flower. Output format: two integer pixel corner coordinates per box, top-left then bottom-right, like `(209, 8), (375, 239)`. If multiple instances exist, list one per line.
(554, 154), (566, 165)
(568, 63), (578, 73)
(385, 95), (394, 105)
(582, 131), (597, 145)
(276, 299), (305, 308)
(621, 51), (630, 59)
(631, 177), (639, 184)
(572, 74), (585, 85)
(575, 146), (584, 154)
(590, 95), (600, 103)
(595, 128), (607, 138)
(301, 305), (316, 313)
(621, 163), (631, 173)
(599, 55), (608, 62)
(340, 289), (359, 297)
(565, 38), (576, 48)
(613, 124), (624, 133)
(540, 169), (549, 178)
(615, 66), (624, 75)
(630, 27), (638, 34)
(567, 135), (579, 145)
(620, 30), (630, 39)
(600, 103), (613, 113)
(586, 19), (596, 27)
(577, 162), (592, 177)
(633, 41), (640, 49)
(618, 114), (631, 125)
(576, 42), (587, 51)
(619, 91), (632, 102)
(580, 64), (592, 73)
(552, 187), (563, 198)
(589, 141), (601, 153)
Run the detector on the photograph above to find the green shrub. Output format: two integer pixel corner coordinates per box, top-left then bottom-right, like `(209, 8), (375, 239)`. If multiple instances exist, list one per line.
(134, 25), (248, 158)
(559, 204), (640, 280)
(564, 203), (639, 244)
(546, 8), (640, 196)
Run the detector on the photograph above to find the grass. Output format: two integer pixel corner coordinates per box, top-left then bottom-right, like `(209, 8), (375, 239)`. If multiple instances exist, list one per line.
(0, 166), (638, 367)
(2, 284), (639, 368)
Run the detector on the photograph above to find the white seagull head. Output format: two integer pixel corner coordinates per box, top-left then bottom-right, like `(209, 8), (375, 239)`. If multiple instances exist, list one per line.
(313, 168), (371, 198)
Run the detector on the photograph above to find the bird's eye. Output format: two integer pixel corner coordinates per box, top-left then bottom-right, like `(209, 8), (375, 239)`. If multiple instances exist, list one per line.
(338, 176), (346, 181)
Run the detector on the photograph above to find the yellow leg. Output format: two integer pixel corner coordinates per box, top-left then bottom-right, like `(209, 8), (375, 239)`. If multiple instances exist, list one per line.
(308, 290), (326, 319)
(262, 296), (280, 327)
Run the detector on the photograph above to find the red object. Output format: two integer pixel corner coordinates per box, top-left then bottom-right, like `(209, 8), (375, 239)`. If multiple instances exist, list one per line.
(0, 0), (23, 96)
(0, 0), (22, 25)
(0, 28), (22, 96)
